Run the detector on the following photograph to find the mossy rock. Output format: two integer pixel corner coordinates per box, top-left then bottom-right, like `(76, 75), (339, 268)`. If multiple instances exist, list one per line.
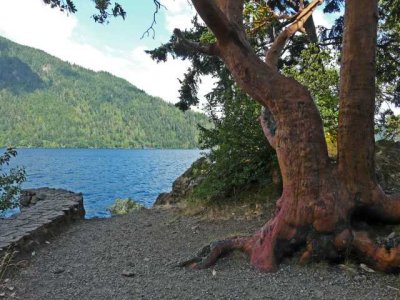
(108, 198), (144, 215)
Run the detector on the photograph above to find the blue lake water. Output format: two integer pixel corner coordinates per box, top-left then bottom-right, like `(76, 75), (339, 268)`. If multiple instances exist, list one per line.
(4, 148), (201, 218)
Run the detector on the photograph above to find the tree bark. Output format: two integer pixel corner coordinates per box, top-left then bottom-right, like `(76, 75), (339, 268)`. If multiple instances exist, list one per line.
(338, 0), (378, 193)
(181, 0), (400, 272)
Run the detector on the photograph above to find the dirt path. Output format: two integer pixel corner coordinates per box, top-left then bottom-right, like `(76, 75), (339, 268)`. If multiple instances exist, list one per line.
(3, 208), (400, 299)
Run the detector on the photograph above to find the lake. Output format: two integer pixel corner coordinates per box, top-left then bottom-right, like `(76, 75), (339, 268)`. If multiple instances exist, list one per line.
(4, 148), (201, 218)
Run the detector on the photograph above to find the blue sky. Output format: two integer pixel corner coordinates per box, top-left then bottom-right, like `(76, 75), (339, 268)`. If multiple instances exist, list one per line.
(0, 1), (337, 106)
(71, 0), (172, 51)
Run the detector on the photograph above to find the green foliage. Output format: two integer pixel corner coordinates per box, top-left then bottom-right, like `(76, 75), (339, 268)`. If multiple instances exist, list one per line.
(194, 94), (277, 201)
(0, 36), (209, 149)
(108, 198), (144, 215)
(380, 115), (400, 141)
(0, 148), (26, 212)
(283, 45), (340, 138)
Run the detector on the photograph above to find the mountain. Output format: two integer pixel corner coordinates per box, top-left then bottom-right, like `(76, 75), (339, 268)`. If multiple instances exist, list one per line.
(0, 36), (209, 148)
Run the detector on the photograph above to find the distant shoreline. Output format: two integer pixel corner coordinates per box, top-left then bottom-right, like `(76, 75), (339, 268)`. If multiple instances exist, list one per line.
(0, 147), (202, 151)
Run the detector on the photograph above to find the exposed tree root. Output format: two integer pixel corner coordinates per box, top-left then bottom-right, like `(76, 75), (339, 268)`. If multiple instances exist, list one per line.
(352, 230), (400, 272)
(179, 194), (400, 273)
(178, 235), (255, 269)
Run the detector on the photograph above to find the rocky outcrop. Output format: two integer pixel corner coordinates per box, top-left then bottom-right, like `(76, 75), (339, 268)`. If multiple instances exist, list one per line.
(0, 188), (85, 254)
(154, 158), (207, 205)
(19, 189), (49, 207)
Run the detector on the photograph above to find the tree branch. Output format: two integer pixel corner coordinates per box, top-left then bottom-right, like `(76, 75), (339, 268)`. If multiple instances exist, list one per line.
(265, 0), (323, 69)
(173, 29), (221, 57)
(216, 0), (244, 24)
(191, 0), (235, 45)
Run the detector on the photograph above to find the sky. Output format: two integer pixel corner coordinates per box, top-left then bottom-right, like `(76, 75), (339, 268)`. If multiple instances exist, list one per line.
(0, 0), (336, 106)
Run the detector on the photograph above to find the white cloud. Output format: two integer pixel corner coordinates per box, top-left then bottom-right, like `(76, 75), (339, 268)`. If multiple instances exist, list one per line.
(163, 0), (194, 31)
(0, 1), (78, 55)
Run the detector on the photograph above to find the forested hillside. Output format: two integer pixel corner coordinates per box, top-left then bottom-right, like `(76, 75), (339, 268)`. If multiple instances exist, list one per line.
(0, 36), (208, 148)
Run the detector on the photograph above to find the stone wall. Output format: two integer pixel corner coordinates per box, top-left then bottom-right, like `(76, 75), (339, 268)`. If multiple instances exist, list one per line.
(0, 188), (84, 255)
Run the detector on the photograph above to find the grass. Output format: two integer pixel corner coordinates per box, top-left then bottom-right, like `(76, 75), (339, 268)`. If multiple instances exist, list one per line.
(0, 248), (17, 281)
(178, 182), (280, 220)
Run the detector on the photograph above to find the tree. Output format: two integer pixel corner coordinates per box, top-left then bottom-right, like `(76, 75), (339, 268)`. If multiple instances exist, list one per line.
(175, 0), (400, 272)
(45, 0), (400, 272)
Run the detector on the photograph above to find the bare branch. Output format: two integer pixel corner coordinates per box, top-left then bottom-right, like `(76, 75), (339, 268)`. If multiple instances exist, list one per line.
(173, 29), (221, 57)
(141, 0), (165, 39)
(265, 0), (323, 69)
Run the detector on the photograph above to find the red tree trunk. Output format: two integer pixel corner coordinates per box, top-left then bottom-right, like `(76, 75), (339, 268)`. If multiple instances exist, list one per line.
(178, 0), (400, 272)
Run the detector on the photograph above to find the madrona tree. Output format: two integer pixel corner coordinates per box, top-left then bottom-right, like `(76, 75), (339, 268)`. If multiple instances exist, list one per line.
(46, 0), (400, 272)
(176, 0), (400, 272)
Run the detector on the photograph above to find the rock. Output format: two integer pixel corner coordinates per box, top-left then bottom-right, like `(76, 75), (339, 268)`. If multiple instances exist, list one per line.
(30, 196), (38, 205)
(121, 270), (135, 277)
(360, 263), (375, 273)
(36, 193), (47, 201)
(154, 193), (170, 206)
(154, 157), (207, 206)
(387, 232), (396, 239)
(53, 267), (65, 274)
(19, 192), (32, 207)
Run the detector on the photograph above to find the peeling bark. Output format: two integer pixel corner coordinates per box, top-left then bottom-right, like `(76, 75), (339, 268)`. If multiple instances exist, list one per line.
(179, 0), (400, 273)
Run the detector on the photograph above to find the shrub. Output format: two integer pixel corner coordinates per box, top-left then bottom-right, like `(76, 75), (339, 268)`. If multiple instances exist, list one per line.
(108, 198), (144, 215)
(0, 148), (26, 212)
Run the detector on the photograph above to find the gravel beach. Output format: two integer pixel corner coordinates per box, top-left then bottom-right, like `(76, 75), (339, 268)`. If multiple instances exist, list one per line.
(3, 208), (400, 299)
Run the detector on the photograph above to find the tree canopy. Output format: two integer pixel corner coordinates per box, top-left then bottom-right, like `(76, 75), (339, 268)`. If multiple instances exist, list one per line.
(0, 36), (209, 149)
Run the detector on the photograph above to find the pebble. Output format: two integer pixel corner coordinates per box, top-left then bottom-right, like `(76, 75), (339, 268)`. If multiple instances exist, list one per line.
(53, 268), (65, 274)
(121, 270), (135, 277)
